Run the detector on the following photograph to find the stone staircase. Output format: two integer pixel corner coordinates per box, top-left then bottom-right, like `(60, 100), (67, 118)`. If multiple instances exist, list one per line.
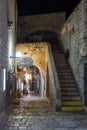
(51, 44), (83, 111)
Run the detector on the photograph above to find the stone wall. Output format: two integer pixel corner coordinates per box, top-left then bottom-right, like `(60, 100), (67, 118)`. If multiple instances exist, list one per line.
(8, 0), (17, 71)
(16, 43), (48, 98)
(47, 44), (61, 109)
(0, 0), (9, 113)
(16, 43), (47, 74)
(0, 0), (8, 68)
(7, 0), (17, 101)
(17, 12), (65, 39)
(60, 0), (87, 100)
(0, 0), (17, 113)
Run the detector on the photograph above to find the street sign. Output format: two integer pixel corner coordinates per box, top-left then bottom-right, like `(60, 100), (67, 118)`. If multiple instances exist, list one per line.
(10, 56), (20, 59)
(18, 57), (33, 67)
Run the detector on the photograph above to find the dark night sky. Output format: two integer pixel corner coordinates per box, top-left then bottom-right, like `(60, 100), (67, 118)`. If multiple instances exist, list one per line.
(17, 0), (81, 18)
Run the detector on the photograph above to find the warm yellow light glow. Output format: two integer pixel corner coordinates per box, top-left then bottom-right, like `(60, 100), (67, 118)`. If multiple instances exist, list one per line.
(16, 52), (22, 57)
(29, 73), (32, 80)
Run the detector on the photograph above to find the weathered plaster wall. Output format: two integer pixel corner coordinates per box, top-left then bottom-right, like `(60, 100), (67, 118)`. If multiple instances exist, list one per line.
(16, 43), (48, 98)
(17, 12), (65, 39)
(16, 43), (48, 73)
(60, 0), (87, 99)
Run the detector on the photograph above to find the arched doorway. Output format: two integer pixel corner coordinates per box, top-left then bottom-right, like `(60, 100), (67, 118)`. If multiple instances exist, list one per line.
(16, 43), (47, 99)
(19, 30), (58, 43)
(16, 64), (45, 98)
(22, 65), (41, 95)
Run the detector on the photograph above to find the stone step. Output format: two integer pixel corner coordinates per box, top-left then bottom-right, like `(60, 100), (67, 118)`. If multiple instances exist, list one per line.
(60, 83), (76, 87)
(52, 52), (62, 54)
(58, 73), (72, 76)
(54, 55), (66, 61)
(59, 76), (73, 79)
(58, 69), (71, 72)
(54, 54), (65, 56)
(62, 96), (81, 101)
(61, 91), (79, 96)
(54, 56), (66, 59)
(56, 67), (69, 71)
(61, 106), (83, 111)
(56, 65), (69, 68)
(55, 62), (67, 64)
(52, 51), (61, 53)
(54, 58), (66, 61)
(60, 82), (75, 85)
(57, 56), (65, 58)
(62, 101), (83, 106)
(60, 79), (74, 83)
(57, 68), (70, 71)
(54, 57), (66, 60)
(54, 57), (67, 63)
(56, 66), (69, 70)
(61, 87), (77, 91)
(56, 64), (69, 66)
(58, 74), (72, 77)
(53, 52), (65, 57)
(54, 60), (66, 62)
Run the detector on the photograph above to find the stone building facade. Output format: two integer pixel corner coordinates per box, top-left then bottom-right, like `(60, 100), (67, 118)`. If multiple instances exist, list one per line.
(60, 0), (87, 105)
(0, 0), (17, 113)
(17, 12), (65, 40)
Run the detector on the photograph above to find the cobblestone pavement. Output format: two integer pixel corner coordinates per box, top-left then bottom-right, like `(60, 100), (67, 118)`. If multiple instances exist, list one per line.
(0, 94), (87, 130)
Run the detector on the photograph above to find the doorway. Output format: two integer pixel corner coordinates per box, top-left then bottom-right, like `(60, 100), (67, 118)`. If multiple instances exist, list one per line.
(22, 65), (41, 96)
(16, 64), (43, 98)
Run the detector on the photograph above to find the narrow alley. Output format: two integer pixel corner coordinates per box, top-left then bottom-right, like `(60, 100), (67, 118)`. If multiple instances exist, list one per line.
(1, 0), (87, 130)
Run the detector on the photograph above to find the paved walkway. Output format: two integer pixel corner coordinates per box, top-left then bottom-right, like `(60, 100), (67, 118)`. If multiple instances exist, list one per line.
(0, 94), (87, 130)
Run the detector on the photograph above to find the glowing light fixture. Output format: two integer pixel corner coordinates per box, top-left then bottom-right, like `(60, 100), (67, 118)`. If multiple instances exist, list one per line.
(16, 52), (22, 57)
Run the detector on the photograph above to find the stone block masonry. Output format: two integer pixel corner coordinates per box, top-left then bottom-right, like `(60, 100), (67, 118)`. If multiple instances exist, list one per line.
(0, 0), (8, 68)
(0, 0), (9, 113)
(0, 0), (16, 113)
(60, 0), (87, 102)
(17, 12), (65, 39)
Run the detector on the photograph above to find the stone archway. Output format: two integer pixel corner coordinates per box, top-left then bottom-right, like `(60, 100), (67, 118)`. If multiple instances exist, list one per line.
(18, 30), (58, 43)
(16, 43), (48, 98)
(16, 64), (46, 98)
(32, 64), (46, 98)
